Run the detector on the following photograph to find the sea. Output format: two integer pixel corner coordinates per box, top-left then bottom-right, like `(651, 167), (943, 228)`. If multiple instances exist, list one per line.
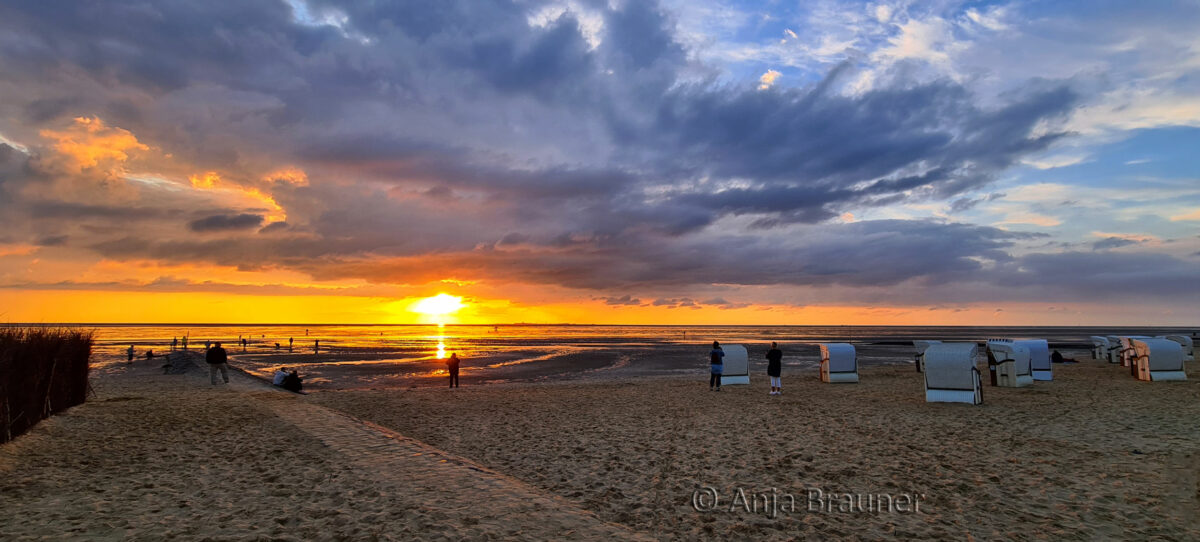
(35, 324), (1200, 391)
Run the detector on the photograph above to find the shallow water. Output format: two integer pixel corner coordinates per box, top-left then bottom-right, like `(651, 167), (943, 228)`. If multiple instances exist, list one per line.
(54, 324), (1198, 390)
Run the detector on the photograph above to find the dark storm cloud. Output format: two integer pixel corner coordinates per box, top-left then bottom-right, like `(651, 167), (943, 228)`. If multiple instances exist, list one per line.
(27, 201), (174, 220)
(599, 295), (642, 306)
(993, 251), (1200, 298)
(257, 219), (1038, 292)
(34, 235), (68, 247)
(0, 276), (389, 296)
(0, 0), (1161, 308)
(188, 213), (265, 232)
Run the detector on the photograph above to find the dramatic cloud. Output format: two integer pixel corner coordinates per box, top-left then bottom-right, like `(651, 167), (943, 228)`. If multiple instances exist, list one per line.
(0, 0), (1197, 322)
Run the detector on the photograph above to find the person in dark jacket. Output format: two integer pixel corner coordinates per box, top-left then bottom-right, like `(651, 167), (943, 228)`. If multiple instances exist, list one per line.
(709, 341), (724, 391)
(447, 353), (461, 388)
(281, 370), (303, 392)
(766, 342), (783, 396)
(206, 342), (230, 386)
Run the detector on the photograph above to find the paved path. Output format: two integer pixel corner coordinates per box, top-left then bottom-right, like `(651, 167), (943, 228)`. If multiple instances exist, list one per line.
(178, 352), (649, 539)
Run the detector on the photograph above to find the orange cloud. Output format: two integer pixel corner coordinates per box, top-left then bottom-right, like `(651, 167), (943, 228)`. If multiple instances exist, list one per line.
(264, 167), (309, 186)
(39, 116), (148, 172)
(189, 171), (222, 189)
(188, 170), (287, 222)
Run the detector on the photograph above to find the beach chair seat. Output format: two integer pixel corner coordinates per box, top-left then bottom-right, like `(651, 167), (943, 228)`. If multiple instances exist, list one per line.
(719, 344), (750, 385)
(819, 343), (858, 383)
(923, 343), (982, 405)
(1164, 335), (1195, 363)
(986, 340), (1032, 387)
(912, 340), (941, 373)
(1131, 338), (1186, 381)
(1090, 336), (1110, 361)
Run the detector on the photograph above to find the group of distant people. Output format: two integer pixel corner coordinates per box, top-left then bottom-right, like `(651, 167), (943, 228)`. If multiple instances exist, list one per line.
(272, 366), (304, 392)
(709, 340), (784, 395)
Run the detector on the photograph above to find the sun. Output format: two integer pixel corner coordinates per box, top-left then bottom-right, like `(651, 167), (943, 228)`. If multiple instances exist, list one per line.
(410, 293), (466, 316)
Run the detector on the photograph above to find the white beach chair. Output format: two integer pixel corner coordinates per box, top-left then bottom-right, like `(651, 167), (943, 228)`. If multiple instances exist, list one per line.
(986, 340), (1032, 388)
(923, 343), (982, 405)
(1106, 335), (1124, 364)
(912, 340), (942, 373)
(1130, 338), (1186, 382)
(819, 343), (858, 383)
(1164, 335), (1195, 363)
(1090, 336), (1110, 361)
(1017, 339), (1052, 381)
(719, 344), (750, 385)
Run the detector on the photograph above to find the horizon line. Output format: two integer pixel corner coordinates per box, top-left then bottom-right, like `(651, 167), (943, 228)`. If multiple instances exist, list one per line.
(4, 322), (1197, 329)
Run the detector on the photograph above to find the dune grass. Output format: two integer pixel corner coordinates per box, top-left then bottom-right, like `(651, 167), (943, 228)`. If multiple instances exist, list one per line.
(0, 327), (93, 443)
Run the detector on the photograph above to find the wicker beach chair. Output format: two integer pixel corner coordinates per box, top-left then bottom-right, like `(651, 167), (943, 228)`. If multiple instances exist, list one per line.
(986, 340), (1033, 388)
(719, 344), (750, 385)
(912, 340), (942, 373)
(819, 343), (858, 383)
(1163, 335), (1194, 363)
(1131, 338), (1187, 382)
(1090, 336), (1110, 361)
(923, 343), (982, 405)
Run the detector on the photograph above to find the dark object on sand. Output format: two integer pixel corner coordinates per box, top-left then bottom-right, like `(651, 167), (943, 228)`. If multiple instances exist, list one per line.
(1051, 350), (1077, 364)
(281, 371), (303, 393)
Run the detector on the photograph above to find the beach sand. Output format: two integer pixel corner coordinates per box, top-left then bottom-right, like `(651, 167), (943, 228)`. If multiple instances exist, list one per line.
(0, 354), (642, 541)
(309, 356), (1200, 540)
(2, 350), (1198, 540)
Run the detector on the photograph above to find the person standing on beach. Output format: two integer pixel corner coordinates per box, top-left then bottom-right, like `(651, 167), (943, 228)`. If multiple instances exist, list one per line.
(206, 342), (230, 386)
(766, 342), (783, 396)
(447, 353), (461, 388)
(314, 339), (320, 353)
(127, 344), (135, 363)
(709, 341), (724, 391)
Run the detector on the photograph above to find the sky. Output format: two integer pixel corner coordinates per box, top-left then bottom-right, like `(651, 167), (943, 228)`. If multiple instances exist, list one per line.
(0, 0), (1198, 325)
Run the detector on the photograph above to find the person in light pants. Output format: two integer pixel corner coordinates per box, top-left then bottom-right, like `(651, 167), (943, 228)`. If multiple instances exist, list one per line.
(206, 342), (230, 385)
(766, 342), (783, 395)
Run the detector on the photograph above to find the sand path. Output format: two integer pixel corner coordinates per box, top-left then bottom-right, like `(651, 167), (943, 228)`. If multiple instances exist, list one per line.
(257, 392), (647, 540)
(0, 352), (647, 540)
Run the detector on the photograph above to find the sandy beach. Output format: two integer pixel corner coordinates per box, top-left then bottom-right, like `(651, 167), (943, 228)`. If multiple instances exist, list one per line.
(3, 348), (1198, 540)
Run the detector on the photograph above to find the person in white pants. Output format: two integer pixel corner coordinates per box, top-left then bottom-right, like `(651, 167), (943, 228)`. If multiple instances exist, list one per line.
(766, 342), (783, 395)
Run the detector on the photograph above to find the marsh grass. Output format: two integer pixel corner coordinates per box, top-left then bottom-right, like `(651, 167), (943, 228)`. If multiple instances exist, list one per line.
(0, 327), (93, 443)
